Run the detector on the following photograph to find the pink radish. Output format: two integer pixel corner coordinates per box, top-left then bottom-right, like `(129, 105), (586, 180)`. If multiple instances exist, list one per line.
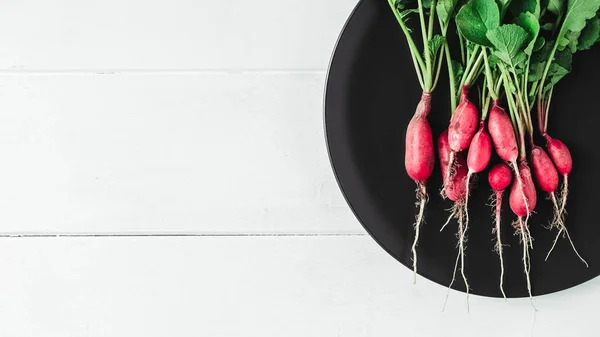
(487, 102), (518, 163)
(462, 121), (492, 254)
(545, 134), (572, 214)
(438, 130), (469, 298)
(509, 161), (537, 301)
(405, 92), (435, 283)
(449, 87), (480, 152)
(443, 86), (479, 198)
(540, 135), (586, 266)
(488, 163), (512, 298)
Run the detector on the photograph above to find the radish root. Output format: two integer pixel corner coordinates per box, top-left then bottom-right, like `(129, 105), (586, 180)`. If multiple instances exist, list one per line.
(492, 191), (507, 299)
(412, 183), (428, 284)
(442, 247), (461, 312)
(441, 151), (456, 199)
(515, 217), (536, 310)
(545, 192), (588, 266)
(559, 174), (569, 217)
(457, 203), (470, 311)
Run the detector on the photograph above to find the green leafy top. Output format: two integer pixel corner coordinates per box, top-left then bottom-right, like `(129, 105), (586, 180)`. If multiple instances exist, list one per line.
(456, 0), (500, 46)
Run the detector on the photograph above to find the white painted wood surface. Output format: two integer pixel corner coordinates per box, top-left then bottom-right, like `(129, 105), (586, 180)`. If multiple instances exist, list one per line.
(0, 73), (358, 234)
(0, 0), (356, 71)
(0, 0), (595, 336)
(0, 236), (597, 337)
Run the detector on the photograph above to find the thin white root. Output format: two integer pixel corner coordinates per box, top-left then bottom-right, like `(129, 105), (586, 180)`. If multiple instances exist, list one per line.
(559, 174), (569, 217)
(564, 227), (589, 267)
(442, 248), (461, 312)
(545, 192), (588, 267)
(440, 210), (456, 232)
(493, 193), (507, 299)
(550, 192), (563, 230)
(441, 151), (456, 198)
(545, 228), (563, 261)
(412, 183), (427, 284)
(458, 206), (470, 312)
(518, 217), (537, 311)
(464, 171), (472, 240)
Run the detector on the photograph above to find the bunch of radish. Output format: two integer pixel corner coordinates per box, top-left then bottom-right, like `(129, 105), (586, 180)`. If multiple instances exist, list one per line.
(388, 0), (600, 301)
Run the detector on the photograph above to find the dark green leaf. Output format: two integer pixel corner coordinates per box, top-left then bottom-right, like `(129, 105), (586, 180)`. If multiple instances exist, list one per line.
(554, 49), (573, 70)
(510, 0), (541, 18)
(497, 0), (513, 13)
(486, 24), (530, 67)
(543, 63), (569, 93)
(514, 12), (540, 54)
(540, 22), (554, 30)
(437, 0), (459, 26)
(452, 60), (465, 88)
(455, 0), (500, 46)
(423, 0), (433, 8)
(560, 0), (600, 39)
(578, 16), (600, 50)
(559, 30), (581, 52)
(428, 35), (446, 59)
(528, 61), (544, 81)
(533, 36), (546, 50)
(547, 0), (564, 16)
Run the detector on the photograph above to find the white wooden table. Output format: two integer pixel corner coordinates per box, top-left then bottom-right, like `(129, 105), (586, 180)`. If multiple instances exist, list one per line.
(0, 1), (596, 336)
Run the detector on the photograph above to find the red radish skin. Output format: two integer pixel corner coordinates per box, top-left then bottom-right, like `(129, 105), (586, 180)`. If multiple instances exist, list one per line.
(449, 87), (479, 152)
(488, 163), (512, 299)
(488, 163), (512, 192)
(488, 102), (518, 163)
(405, 92), (434, 284)
(509, 162), (537, 217)
(405, 94), (435, 182)
(438, 131), (467, 202)
(442, 87), (478, 198)
(545, 134), (572, 216)
(545, 135), (572, 175)
(531, 146), (559, 193)
(467, 122), (492, 174)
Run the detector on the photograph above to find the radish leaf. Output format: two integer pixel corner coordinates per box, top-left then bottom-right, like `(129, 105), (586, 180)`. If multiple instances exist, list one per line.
(559, 0), (600, 37)
(578, 16), (600, 50)
(510, 0), (541, 18)
(437, 0), (459, 26)
(547, 0), (564, 16)
(514, 12), (541, 54)
(429, 35), (446, 58)
(456, 0), (500, 46)
(486, 24), (530, 67)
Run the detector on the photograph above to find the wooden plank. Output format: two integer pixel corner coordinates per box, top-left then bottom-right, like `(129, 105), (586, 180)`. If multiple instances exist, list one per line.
(0, 73), (360, 234)
(0, 235), (591, 336)
(0, 0), (357, 71)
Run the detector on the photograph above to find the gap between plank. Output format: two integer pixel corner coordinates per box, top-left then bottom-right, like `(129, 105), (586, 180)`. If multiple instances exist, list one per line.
(0, 233), (367, 238)
(0, 69), (327, 76)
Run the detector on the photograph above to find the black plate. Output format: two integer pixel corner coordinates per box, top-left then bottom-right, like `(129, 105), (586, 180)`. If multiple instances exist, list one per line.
(324, 0), (600, 298)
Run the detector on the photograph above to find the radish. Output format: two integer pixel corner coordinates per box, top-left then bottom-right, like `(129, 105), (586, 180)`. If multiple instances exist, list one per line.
(488, 163), (512, 299)
(544, 135), (572, 216)
(387, 0), (450, 283)
(438, 130), (470, 303)
(541, 135), (587, 266)
(443, 86), (479, 197)
(509, 161), (537, 302)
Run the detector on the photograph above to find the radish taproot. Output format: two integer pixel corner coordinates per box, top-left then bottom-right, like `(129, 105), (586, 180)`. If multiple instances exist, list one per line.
(387, 0), (449, 283)
(540, 135), (587, 266)
(488, 163), (512, 298)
